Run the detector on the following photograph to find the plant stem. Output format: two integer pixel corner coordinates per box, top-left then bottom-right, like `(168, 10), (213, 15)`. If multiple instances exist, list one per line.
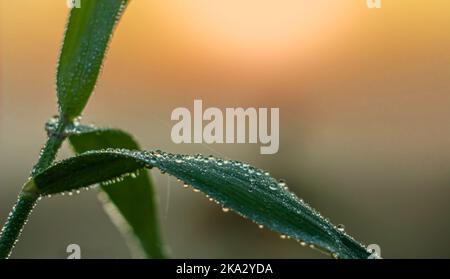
(32, 117), (69, 176)
(0, 117), (69, 259)
(0, 192), (38, 259)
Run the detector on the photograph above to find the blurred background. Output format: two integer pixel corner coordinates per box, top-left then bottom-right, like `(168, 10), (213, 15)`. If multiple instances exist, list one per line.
(1, 0), (450, 258)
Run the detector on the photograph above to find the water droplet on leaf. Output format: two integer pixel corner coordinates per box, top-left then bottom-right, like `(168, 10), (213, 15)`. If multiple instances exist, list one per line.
(337, 224), (345, 232)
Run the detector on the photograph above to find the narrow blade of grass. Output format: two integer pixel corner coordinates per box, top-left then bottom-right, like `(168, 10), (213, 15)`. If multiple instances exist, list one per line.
(68, 127), (166, 259)
(30, 149), (370, 259)
(57, 0), (128, 119)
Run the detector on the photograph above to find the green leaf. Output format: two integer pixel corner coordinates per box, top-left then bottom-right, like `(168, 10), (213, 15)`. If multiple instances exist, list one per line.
(57, 0), (128, 119)
(68, 126), (166, 259)
(30, 149), (371, 259)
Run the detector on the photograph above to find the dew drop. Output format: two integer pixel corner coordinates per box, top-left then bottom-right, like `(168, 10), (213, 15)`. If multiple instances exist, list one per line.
(258, 224), (264, 229)
(222, 207), (230, 213)
(337, 224), (345, 232)
(280, 234), (287, 239)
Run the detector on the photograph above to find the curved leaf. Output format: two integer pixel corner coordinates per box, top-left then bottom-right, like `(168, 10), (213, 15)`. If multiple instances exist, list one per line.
(30, 149), (370, 259)
(57, 0), (128, 119)
(68, 126), (166, 259)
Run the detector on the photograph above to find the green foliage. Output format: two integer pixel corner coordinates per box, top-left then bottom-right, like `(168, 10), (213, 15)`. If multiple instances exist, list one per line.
(0, 1), (375, 259)
(57, 0), (128, 119)
(69, 126), (166, 258)
(30, 149), (370, 259)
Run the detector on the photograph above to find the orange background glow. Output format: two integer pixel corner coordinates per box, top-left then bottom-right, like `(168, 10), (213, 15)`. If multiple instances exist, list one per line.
(1, 0), (450, 258)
